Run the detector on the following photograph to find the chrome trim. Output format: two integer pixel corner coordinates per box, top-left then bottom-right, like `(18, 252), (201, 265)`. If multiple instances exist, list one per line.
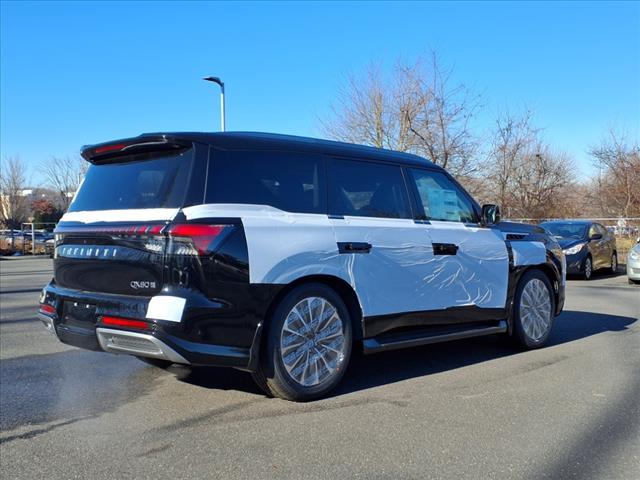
(96, 327), (189, 364)
(38, 313), (56, 335)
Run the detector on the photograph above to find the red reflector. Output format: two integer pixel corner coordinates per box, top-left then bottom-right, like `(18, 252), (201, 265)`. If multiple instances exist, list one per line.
(39, 304), (56, 315)
(56, 224), (165, 235)
(101, 316), (149, 330)
(169, 224), (229, 255)
(94, 143), (128, 154)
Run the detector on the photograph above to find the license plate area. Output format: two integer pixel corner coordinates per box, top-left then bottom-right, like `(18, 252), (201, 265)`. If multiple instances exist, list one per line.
(62, 301), (97, 328)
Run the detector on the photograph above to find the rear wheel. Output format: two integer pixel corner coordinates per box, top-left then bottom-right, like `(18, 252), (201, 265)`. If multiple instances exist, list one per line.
(582, 256), (593, 280)
(512, 270), (555, 349)
(610, 252), (618, 273)
(252, 283), (352, 401)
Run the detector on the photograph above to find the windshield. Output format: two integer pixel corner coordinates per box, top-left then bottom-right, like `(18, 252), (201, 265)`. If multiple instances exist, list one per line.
(540, 222), (588, 239)
(69, 149), (193, 212)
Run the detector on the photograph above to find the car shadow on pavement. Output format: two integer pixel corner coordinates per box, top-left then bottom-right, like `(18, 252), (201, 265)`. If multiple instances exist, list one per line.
(176, 310), (637, 398)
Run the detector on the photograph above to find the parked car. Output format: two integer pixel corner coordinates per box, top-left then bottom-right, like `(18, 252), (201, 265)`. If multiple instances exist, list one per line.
(38, 132), (565, 401)
(539, 220), (617, 280)
(627, 238), (640, 285)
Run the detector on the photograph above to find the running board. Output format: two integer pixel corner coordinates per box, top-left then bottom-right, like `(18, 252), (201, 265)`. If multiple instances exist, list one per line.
(362, 320), (508, 354)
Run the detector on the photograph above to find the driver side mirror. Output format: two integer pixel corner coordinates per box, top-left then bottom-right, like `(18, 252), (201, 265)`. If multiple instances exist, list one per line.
(481, 204), (501, 226)
(590, 233), (603, 241)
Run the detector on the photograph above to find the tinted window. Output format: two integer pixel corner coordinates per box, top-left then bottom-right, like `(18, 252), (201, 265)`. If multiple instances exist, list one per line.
(206, 151), (325, 214)
(409, 169), (477, 223)
(69, 150), (193, 212)
(328, 159), (411, 219)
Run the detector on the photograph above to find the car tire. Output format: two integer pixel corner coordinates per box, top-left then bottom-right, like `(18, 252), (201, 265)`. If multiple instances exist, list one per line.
(610, 252), (618, 273)
(582, 256), (593, 280)
(512, 269), (555, 349)
(135, 356), (174, 369)
(630, 278), (639, 285)
(252, 283), (353, 401)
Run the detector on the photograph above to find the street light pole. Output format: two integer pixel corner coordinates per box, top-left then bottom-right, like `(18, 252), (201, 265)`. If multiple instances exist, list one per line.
(203, 76), (225, 131)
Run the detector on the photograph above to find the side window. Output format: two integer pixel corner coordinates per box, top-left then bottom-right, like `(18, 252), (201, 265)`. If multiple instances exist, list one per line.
(328, 159), (411, 219)
(205, 150), (325, 214)
(593, 224), (606, 238)
(409, 169), (477, 223)
(597, 224), (607, 237)
(588, 224), (598, 238)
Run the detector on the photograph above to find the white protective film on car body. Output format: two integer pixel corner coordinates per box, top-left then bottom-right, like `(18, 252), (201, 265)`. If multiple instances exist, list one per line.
(146, 295), (187, 322)
(423, 221), (510, 311)
(183, 204), (514, 317)
(509, 241), (547, 266)
(60, 208), (180, 224)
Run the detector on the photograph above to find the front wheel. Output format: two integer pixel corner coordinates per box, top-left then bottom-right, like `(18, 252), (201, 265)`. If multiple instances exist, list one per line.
(582, 256), (593, 280)
(610, 253), (618, 273)
(252, 283), (352, 401)
(512, 270), (555, 349)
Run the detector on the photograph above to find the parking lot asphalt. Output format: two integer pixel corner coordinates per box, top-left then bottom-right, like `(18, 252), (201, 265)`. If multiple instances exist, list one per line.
(1, 257), (638, 480)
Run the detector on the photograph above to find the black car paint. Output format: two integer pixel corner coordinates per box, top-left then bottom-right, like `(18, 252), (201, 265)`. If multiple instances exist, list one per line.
(41, 132), (565, 370)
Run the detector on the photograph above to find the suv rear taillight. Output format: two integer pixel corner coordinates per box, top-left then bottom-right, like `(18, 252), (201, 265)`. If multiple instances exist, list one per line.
(168, 224), (233, 256)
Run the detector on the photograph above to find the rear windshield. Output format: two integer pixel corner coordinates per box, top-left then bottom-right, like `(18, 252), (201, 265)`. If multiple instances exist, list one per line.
(69, 150), (193, 212)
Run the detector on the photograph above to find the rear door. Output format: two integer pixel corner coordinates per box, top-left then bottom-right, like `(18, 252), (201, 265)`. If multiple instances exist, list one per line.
(327, 158), (436, 326)
(54, 140), (206, 297)
(406, 167), (510, 314)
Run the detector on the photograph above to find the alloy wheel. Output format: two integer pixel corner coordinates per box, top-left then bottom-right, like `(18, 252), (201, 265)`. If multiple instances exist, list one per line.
(280, 297), (346, 387)
(519, 278), (552, 342)
(584, 258), (592, 279)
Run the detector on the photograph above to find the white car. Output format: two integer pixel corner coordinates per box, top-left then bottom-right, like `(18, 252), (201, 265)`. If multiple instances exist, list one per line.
(627, 238), (640, 285)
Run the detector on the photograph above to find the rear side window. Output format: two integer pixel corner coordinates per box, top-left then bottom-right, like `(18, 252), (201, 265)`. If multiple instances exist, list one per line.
(328, 159), (411, 219)
(69, 150), (194, 212)
(206, 150), (325, 214)
(409, 168), (477, 223)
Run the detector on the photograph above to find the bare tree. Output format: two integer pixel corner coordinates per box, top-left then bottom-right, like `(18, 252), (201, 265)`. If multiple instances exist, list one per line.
(0, 156), (29, 229)
(589, 130), (640, 217)
(322, 53), (480, 177)
(42, 156), (89, 211)
(509, 148), (575, 219)
(483, 111), (575, 219)
(484, 110), (540, 211)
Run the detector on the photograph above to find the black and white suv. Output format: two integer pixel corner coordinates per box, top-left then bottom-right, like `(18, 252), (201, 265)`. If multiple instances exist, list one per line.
(39, 132), (565, 401)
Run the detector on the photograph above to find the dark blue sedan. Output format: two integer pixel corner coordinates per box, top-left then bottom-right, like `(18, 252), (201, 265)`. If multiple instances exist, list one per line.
(539, 220), (618, 280)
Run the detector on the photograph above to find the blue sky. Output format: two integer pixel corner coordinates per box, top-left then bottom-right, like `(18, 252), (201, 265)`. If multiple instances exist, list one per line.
(1, 1), (639, 184)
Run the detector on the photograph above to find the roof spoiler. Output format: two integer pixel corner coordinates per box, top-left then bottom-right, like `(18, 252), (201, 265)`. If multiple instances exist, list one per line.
(81, 135), (192, 164)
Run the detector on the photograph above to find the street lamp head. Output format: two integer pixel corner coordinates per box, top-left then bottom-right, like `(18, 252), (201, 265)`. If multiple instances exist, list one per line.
(203, 76), (224, 87)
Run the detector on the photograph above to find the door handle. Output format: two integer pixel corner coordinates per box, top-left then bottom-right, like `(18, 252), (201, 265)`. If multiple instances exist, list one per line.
(338, 242), (372, 254)
(433, 243), (458, 255)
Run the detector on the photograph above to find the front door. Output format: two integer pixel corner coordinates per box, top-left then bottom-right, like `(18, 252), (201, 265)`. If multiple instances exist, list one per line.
(405, 167), (510, 314)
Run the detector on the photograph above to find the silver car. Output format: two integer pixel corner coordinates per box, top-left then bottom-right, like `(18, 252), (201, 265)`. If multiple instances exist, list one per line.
(627, 238), (640, 284)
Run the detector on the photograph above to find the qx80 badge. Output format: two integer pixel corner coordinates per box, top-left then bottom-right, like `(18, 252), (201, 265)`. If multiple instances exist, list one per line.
(130, 281), (156, 290)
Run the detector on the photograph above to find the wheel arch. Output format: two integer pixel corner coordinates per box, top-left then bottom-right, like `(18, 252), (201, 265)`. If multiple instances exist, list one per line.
(521, 262), (562, 315)
(247, 274), (364, 371)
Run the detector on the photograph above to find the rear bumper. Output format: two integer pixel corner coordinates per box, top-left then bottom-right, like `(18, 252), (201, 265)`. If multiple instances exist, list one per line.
(39, 282), (254, 369)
